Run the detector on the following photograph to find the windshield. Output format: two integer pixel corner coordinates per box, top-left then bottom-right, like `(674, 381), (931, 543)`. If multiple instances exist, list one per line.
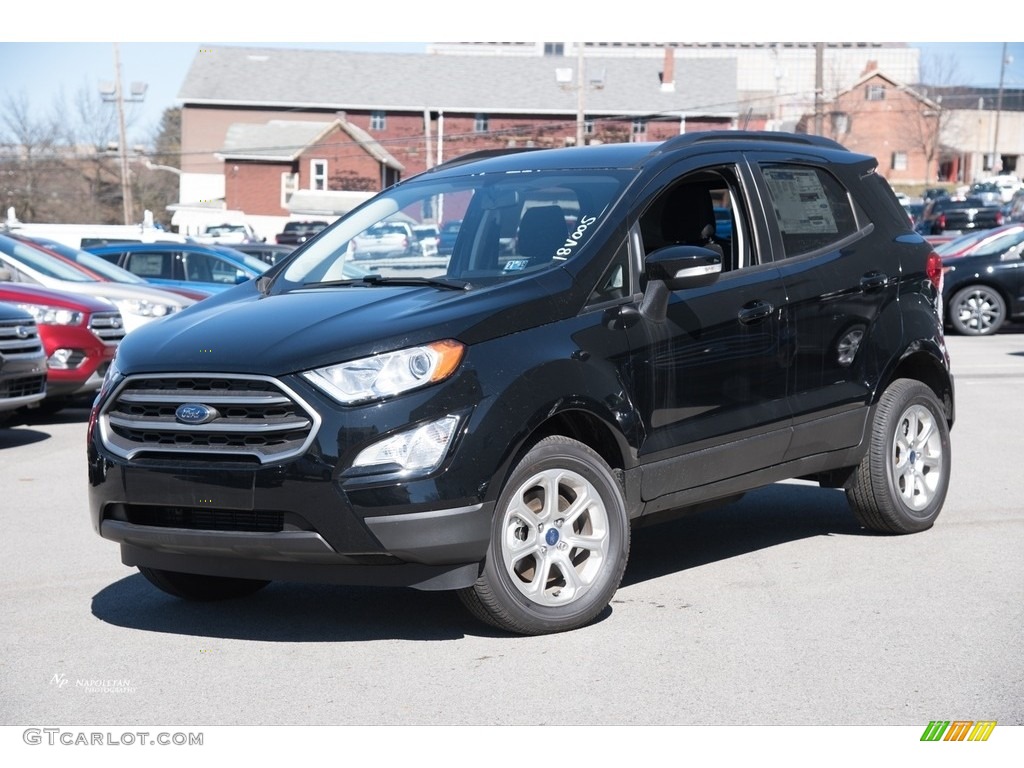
(0, 235), (98, 282)
(211, 247), (271, 275)
(278, 169), (630, 290)
(31, 238), (150, 284)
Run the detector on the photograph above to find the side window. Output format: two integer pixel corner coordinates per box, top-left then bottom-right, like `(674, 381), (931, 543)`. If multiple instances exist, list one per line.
(587, 238), (631, 306)
(127, 251), (169, 279)
(639, 167), (747, 272)
(183, 252), (217, 282)
(761, 165), (859, 258)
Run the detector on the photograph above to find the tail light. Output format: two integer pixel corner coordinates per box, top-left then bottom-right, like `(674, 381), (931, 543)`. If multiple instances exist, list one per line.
(936, 213), (947, 231)
(926, 252), (943, 292)
(995, 211), (1004, 225)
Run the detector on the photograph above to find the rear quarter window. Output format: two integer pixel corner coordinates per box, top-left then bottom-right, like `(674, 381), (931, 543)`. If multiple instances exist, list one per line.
(761, 165), (859, 258)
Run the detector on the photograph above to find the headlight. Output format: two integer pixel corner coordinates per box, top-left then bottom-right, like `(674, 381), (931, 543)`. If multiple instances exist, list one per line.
(16, 303), (84, 326)
(115, 298), (174, 318)
(303, 340), (464, 404)
(352, 415), (461, 473)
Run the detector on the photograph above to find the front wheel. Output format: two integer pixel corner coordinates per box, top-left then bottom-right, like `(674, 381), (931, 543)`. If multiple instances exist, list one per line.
(139, 567), (270, 601)
(459, 436), (630, 635)
(948, 285), (1007, 336)
(846, 379), (951, 534)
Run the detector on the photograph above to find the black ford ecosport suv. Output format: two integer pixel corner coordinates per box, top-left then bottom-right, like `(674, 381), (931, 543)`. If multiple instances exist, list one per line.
(88, 132), (954, 635)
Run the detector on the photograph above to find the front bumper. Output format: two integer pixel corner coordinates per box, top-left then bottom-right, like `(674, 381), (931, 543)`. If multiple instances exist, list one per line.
(87, 367), (500, 590)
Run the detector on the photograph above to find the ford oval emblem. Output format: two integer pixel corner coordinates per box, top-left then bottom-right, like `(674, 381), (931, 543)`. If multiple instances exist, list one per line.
(175, 403), (218, 425)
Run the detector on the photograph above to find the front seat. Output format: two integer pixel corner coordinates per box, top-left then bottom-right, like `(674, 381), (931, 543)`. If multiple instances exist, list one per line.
(517, 206), (567, 266)
(660, 185), (725, 259)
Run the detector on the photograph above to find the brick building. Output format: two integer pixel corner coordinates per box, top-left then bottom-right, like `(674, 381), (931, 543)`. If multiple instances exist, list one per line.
(803, 66), (941, 186)
(172, 46), (741, 239)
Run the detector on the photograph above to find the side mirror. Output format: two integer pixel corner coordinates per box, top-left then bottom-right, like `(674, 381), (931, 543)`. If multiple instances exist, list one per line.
(640, 245), (722, 322)
(645, 245), (721, 290)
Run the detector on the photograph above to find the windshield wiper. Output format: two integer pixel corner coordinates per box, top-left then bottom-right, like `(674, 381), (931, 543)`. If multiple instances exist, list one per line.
(306, 275), (472, 291)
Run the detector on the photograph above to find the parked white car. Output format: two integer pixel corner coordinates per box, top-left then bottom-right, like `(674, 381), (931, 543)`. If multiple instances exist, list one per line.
(0, 233), (193, 332)
(191, 223), (264, 245)
(991, 174), (1022, 204)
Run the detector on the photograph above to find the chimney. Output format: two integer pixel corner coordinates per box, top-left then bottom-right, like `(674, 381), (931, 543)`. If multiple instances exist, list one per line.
(660, 47), (675, 92)
(862, 60), (878, 76)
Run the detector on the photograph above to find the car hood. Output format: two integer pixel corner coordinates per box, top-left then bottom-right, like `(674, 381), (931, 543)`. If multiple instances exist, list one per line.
(32, 280), (192, 309)
(114, 271), (577, 376)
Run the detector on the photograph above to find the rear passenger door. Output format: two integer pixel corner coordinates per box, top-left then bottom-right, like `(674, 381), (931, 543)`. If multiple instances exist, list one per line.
(748, 156), (901, 460)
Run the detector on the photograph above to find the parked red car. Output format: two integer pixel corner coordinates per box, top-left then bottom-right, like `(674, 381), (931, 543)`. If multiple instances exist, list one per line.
(0, 282), (125, 408)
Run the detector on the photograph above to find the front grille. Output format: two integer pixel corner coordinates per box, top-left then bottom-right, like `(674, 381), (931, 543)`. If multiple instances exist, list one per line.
(124, 505), (286, 532)
(0, 373), (46, 399)
(0, 317), (44, 357)
(89, 311), (127, 344)
(99, 373), (320, 463)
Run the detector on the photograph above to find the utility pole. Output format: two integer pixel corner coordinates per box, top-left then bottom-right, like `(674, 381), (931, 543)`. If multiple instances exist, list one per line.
(992, 42), (1008, 174)
(101, 44), (146, 225)
(575, 45), (586, 147)
(556, 43), (603, 147)
(813, 42), (824, 136)
(113, 44), (132, 225)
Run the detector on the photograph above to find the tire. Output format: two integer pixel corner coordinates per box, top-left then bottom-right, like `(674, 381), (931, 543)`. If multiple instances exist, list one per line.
(138, 567), (270, 601)
(846, 379), (951, 534)
(458, 436), (630, 635)
(948, 285), (1007, 336)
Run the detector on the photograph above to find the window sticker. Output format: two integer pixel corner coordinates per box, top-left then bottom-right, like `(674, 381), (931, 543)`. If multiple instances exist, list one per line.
(763, 169), (838, 234)
(555, 214), (598, 260)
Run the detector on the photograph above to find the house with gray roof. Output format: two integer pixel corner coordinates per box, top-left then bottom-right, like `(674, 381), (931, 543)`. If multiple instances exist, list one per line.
(172, 45), (741, 239)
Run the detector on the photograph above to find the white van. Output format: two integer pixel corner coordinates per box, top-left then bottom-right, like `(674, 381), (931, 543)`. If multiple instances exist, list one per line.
(3, 209), (187, 250)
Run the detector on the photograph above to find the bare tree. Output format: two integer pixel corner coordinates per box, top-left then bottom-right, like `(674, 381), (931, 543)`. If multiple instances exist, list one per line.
(0, 91), (60, 222)
(905, 53), (963, 184)
(135, 107), (182, 228)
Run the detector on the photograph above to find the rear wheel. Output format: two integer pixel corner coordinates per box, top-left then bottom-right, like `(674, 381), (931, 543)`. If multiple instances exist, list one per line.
(846, 379), (950, 534)
(459, 436), (629, 635)
(139, 567), (270, 601)
(949, 285), (1006, 336)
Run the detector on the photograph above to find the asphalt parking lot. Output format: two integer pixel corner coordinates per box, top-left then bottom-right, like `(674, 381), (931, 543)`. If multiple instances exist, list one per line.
(1, 332), (1021, 739)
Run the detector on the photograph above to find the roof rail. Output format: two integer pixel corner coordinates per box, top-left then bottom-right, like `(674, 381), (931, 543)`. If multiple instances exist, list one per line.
(657, 131), (848, 154)
(429, 147), (543, 173)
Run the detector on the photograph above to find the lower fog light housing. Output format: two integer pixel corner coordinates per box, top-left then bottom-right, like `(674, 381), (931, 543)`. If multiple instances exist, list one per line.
(352, 415), (460, 474)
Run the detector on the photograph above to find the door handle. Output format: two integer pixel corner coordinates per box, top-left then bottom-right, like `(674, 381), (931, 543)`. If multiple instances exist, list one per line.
(738, 300), (773, 324)
(860, 272), (889, 291)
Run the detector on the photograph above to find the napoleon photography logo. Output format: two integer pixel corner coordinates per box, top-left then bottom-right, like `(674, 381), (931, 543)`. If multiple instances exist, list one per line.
(920, 721), (997, 742)
(50, 672), (135, 694)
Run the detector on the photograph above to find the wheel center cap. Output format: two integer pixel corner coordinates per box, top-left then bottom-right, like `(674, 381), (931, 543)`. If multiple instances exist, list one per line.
(545, 528), (560, 546)
(909, 450), (918, 465)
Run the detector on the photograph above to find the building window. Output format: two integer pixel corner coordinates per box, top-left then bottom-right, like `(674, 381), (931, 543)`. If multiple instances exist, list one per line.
(281, 172), (298, 207)
(632, 119), (647, 137)
(891, 151), (908, 171)
(543, 43), (564, 56)
(866, 84), (885, 101)
(370, 111), (386, 131)
(474, 114), (489, 133)
(831, 112), (850, 134)
(310, 160), (327, 191)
